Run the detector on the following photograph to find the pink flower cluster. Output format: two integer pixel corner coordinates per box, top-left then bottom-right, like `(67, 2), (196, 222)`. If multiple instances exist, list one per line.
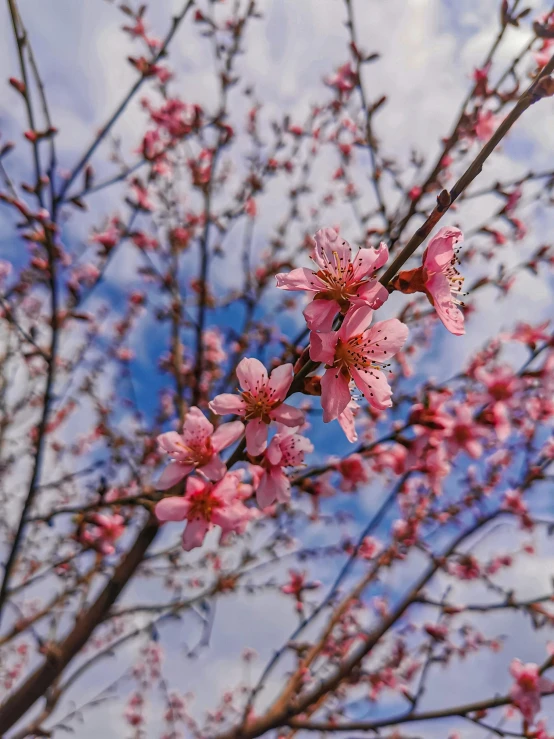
(276, 228), (410, 423)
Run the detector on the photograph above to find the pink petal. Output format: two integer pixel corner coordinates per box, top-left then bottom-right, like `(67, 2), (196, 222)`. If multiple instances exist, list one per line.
(303, 298), (339, 331)
(199, 455), (226, 481)
(270, 403), (305, 427)
(275, 267), (322, 292)
(155, 496), (191, 522)
(212, 472), (241, 502)
(267, 363), (294, 401)
(266, 436), (284, 466)
(209, 393), (246, 416)
(313, 227), (348, 269)
(338, 403), (358, 443)
(256, 468), (289, 508)
(362, 319), (409, 362)
(350, 242), (389, 281)
(186, 476), (208, 496)
(339, 305), (374, 341)
(212, 502), (249, 533)
(425, 273), (465, 336)
(158, 431), (186, 455)
(211, 420), (244, 452)
(182, 518), (210, 551)
(236, 357), (268, 394)
(320, 368), (351, 422)
(309, 330), (338, 364)
(156, 462), (192, 490)
(353, 280), (389, 310)
(350, 367), (392, 410)
(245, 418), (268, 456)
(182, 406), (213, 439)
(423, 227), (463, 272)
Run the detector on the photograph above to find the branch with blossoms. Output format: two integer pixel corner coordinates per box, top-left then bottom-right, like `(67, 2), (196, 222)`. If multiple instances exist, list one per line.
(2, 0), (554, 737)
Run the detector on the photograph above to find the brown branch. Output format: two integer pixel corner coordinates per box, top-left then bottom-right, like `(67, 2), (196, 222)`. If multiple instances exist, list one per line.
(0, 516), (159, 733)
(379, 52), (554, 286)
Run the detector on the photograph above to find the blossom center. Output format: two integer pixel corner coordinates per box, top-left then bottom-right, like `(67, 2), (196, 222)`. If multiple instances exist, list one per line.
(187, 490), (221, 522)
(242, 389), (278, 423)
(335, 337), (377, 372)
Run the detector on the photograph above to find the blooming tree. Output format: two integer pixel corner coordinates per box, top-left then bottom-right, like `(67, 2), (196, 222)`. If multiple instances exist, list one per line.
(1, 1), (554, 738)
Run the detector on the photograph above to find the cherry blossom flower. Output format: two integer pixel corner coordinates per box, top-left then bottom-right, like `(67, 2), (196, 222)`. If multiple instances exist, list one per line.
(156, 407), (244, 489)
(445, 405), (486, 459)
(325, 62), (358, 96)
(392, 227), (465, 335)
(474, 109), (496, 141)
(338, 453), (370, 491)
(309, 306), (408, 422)
(338, 399), (359, 442)
(281, 570), (321, 612)
(155, 471), (254, 551)
(209, 359), (304, 456)
(275, 227), (389, 331)
(252, 427), (313, 508)
(509, 660), (553, 726)
(79, 513), (125, 555)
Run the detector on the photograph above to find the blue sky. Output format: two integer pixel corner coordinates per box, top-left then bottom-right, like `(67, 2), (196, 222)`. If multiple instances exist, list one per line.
(2, 0), (554, 736)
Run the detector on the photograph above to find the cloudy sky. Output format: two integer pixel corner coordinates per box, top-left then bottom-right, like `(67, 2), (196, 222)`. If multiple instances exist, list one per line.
(2, 0), (554, 737)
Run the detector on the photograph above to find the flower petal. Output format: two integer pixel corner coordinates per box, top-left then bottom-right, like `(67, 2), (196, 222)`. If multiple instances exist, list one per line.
(425, 273), (465, 336)
(309, 330), (338, 364)
(156, 462), (192, 490)
(320, 368), (351, 422)
(267, 363), (294, 401)
(199, 455), (227, 481)
(236, 357), (268, 394)
(275, 267), (322, 292)
(211, 420), (244, 452)
(303, 298), (339, 331)
(353, 279), (389, 310)
(338, 402), (358, 443)
(182, 518), (210, 551)
(350, 367), (393, 410)
(339, 305), (374, 341)
(270, 403), (305, 427)
(245, 418), (268, 456)
(423, 227), (463, 272)
(350, 242), (388, 281)
(182, 406), (213, 440)
(155, 495), (191, 522)
(209, 393), (246, 416)
(361, 318), (409, 362)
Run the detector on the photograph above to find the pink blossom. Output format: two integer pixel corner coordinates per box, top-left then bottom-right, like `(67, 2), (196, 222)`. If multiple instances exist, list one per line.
(338, 453), (369, 491)
(80, 513), (125, 555)
(446, 405), (485, 459)
(155, 471), (254, 551)
(474, 109), (496, 141)
(156, 407), (244, 488)
(90, 221), (120, 250)
(209, 359), (304, 456)
(254, 428), (313, 508)
(422, 227), (465, 335)
(281, 570), (321, 611)
(337, 399), (359, 442)
(505, 187), (522, 214)
(534, 40), (554, 69)
(310, 306), (408, 422)
(275, 227), (389, 331)
(509, 659), (553, 726)
(325, 62), (358, 95)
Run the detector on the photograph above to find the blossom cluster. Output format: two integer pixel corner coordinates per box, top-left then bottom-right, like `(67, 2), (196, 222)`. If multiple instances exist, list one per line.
(153, 225), (467, 552)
